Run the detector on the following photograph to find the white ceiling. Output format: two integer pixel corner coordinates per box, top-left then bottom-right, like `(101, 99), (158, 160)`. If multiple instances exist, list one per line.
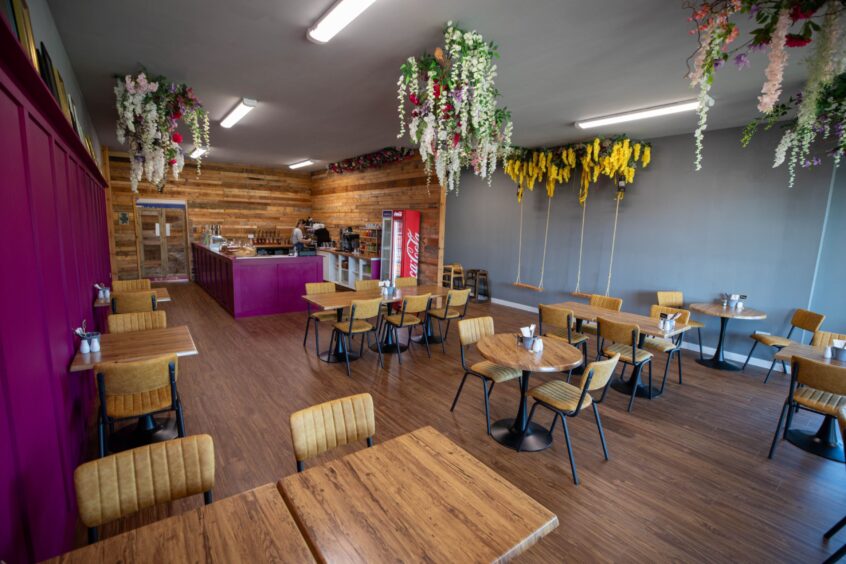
(49, 0), (808, 172)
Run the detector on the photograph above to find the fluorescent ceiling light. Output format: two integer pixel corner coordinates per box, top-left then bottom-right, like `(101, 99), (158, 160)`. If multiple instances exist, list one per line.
(289, 160), (314, 169)
(307, 0), (377, 44)
(220, 98), (257, 128)
(189, 147), (207, 159)
(576, 100), (699, 129)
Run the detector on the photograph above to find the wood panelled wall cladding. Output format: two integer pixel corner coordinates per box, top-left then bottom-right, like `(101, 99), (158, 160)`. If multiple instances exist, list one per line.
(107, 155), (446, 284)
(107, 152), (312, 279)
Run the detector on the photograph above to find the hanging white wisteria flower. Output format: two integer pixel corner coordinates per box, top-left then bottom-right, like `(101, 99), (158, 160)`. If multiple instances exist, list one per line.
(397, 22), (512, 192)
(115, 71), (210, 192)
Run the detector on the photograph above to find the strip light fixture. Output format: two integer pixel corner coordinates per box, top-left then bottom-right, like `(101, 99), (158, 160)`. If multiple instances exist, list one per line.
(220, 98), (257, 128)
(307, 0), (377, 44)
(575, 100), (699, 129)
(289, 160), (314, 169)
(189, 147), (207, 159)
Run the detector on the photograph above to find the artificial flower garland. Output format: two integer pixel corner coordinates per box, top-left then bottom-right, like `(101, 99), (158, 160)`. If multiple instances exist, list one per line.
(687, 0), (846, 185)
(397, 21), (513, 192)
(328, 147), (415, 174)
(115, 71), (210, 192)
(504, 136), (651, 204)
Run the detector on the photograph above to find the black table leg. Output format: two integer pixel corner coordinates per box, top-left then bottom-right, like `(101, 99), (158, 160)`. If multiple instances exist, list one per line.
(319, 309), (360, 363)
(412, 315), (445, 344)
(491, 370), (553, 452)
(106, 414), (178, 453)
(786, 416), (845, 462)
(370, 321), (409, 354)
(697, 316), (741, 371)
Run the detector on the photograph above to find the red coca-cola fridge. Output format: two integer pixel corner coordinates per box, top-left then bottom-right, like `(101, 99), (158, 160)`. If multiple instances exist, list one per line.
(380, 209), (421, 283)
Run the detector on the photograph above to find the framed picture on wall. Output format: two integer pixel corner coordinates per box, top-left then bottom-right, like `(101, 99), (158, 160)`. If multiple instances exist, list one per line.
(52, 66), (73, 123)
(10, 0), (38, 71)
(2, 0), (18, 39)
(38, 42), (58, 99)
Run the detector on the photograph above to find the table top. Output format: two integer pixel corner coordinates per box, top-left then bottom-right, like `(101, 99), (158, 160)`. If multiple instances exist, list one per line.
(549, 301), (690, 338)
(278, 426), (558, 563)
(302, 284), (448, 311)
(69, 325), (198, 372)
(690, 302), (767, 320)
(94, 287), (171, 308)
(42, 484), (316, 563)
(775, 343), (846, 367)
(477, 333), (583, 373)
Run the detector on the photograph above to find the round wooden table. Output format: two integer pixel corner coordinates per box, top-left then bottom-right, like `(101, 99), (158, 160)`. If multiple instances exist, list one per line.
(690, 303), (767, 371)
(477, 333), (583, 452)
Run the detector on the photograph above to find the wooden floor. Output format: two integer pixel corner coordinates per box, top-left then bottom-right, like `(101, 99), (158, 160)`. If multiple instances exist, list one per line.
(93, 283), (846, 562)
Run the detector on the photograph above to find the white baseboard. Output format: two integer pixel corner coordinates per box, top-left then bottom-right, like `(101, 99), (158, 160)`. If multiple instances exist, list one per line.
(488, 298), (786, 373)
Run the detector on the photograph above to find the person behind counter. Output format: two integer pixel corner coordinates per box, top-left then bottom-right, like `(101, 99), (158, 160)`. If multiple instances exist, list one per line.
(291, 219), (312, 253)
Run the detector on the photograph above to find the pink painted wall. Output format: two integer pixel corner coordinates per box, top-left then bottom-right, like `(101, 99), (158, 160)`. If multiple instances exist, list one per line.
(0, 22), (110, 564)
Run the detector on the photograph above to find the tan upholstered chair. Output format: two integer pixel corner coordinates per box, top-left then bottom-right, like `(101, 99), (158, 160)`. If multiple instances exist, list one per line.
(394, 276), (417, 288)
(597, 316), (653, 413)
(452, 317), (521, 434)
(95, 354), (185, 457)
(110, 290), (157, 314)
(112, 278), (152, 292)
(813, 331), (846, 348)
(74, 434), (214, 543)
(107, 311), (167, 334)
(823, 407), (846, 562)
(383, 293), (432, 363)
(523, 354), (620, 484)
(428, 288), (472, 352)
(289, 393), (375, 472)
(657, 291), (705, 360)
(539, 305), (588, 368)
(745, 308), (826, 383)
(303, 282), (340, 356)
(580, 294), (623, 335)
(355, 278), (380, 291)
(770, 356), (846, 459)
(643, 305), (690, 387)
(330, 297), (384, 377)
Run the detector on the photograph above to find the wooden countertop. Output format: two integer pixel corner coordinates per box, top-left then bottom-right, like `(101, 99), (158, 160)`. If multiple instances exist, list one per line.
(69, 325), (198, 372)
(317, 248), (379, 259)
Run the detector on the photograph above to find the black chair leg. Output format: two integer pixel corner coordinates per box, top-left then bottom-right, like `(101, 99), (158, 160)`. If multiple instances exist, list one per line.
(98, 416), (106, 458)
(444, 319), (452, 342)
(394, 326), (402, 365)
(296, 460), (304, 473)
(592, 403), (609, 460)
(781, 360), (788, 375)
(677, 348), (683, 384)
(87, 527), (98, 544)
(422, 322), (431, 358)
(647, 361), (654, 399)
(517, 403), (540, 452)
(374, 331), (384, 369)
(627, 364), (641, 412)
(437, 319), (446, 353)
(560, 417), (579, 485)
(660, 353), (671, 393)
(204, 490), (213, 505)
(825, 514), (846, 539)
(314, 321), (321, 356)
(823, 542), (846, 564)
(768, 400), (789, 459)
(358, 332), (365, 357)
(451, 372), (469, 411)
(763, 357), (778, 384)
(303, 317), (311, 347)
(697, 327), (704, 360)
(782, 399), (796, 439)
(342, 334), (352, 377)
(176, 401), (186, 437)
(618, 363), (627, 383)
(482, 378), (492, 435)
(743, 341), (758, 370)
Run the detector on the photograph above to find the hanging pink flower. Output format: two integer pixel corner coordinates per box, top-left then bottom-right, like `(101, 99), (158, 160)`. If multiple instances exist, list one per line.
(758, 8), (790, 113)
(172, 132), (183, 143)
(785, 34), (812, 48)
(789, 5), (816, 22)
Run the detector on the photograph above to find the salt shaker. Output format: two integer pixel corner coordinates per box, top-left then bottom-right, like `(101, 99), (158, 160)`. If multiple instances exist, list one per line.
(98, 288), (106, 301)
(104, 288), (111, 300)
(824, 346), (833, 359)
(90, 335), (100, 353)
(80, 338), (90, 354)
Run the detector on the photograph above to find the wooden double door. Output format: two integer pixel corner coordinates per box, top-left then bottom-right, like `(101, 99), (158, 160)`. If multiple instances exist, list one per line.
(137, 204), (189, 280)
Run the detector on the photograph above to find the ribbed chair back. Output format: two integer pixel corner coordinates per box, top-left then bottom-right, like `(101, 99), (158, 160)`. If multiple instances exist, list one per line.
(791, 309), (826, 333)
(582, 354), (621, 392)
(107, 311), (167, 334)
(306, 281), (336, 295)
(290, 393), (375, 469)
(401, 294), (431, 315)
(812, 331), (846, 347)
(111, 290), (157, 313)
(539, 305), (572, 336)
(458, 316), (494, 347)
(112, 279), (152, 292)
(447, 288), (472, 308)
(794, 356), (846, 395)
(656, 291), (684, 308)
(74, 435), (214, 536)
(350, 298), (383, 320)
(355, 279), (380, 291)
(649, 305), (690, 325)
(597, 316), (639, 346)
(395, 277), (417, 288)
(590, 294), (623, 312)
(95, 354), (176, 418)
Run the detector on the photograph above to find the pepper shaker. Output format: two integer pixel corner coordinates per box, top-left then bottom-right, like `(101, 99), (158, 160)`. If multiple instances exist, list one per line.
(80, 338), (90, 354)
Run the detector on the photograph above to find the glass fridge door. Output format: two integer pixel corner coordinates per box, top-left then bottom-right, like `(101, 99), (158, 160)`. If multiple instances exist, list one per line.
(380, 210), (393, 281)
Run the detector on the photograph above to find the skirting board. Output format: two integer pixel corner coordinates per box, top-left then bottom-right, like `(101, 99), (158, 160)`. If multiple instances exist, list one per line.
(489, 297), (787, 373)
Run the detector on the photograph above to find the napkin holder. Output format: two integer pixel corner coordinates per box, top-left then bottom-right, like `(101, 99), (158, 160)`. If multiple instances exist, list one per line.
(518, 335), (537, 350)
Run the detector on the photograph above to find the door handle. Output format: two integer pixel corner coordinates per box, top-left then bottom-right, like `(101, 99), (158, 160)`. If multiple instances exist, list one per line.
(155, 223), (160, 237)
(165, 223), (171, 237)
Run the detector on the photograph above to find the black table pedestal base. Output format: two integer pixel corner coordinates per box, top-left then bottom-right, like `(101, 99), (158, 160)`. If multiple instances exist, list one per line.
(786, 418), (845, 462)
(318, 351), (361, 363)
(696, 357), (742, 371)
(108, 415), (178, 453)
(610, 378), (663, 399)
(491, 419), (553, 452)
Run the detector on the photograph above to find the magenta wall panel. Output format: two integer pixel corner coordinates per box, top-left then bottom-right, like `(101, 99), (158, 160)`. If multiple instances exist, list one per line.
(0, 23), (110, 563)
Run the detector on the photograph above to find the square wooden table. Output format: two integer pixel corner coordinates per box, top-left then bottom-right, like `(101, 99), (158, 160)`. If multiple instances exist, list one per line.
(278, 426), (558, 562)
(69, 325), (198, 372)
(42, 484), (316, 563)
(94, 287), (172, 308)
(547, 301), (690, 339)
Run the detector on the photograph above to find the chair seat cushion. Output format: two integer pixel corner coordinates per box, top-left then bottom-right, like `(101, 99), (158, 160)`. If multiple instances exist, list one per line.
(310, 310), (339, 322)
(544, 330), (588, 346)
(429, 307), (461, 320)
(643, 336), (676, 353)
(385, 313), (422, 327)
(334, 320), (373, 334)
(688, 319), (704, 329)
(751, 333), (794, 348)
(470, 361), (522, 383)
(530, 380), (592, 413)
(603, 343), (652, 364)
(794, 387), (846, 416)
(580, 322), (597, 335)
(106, 387), (172, 419)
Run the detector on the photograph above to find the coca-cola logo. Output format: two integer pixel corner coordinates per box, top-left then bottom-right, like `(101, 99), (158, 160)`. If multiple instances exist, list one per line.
(405, 229), (420, 277)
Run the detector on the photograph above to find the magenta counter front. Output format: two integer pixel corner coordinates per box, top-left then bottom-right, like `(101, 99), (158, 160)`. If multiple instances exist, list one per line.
(192, 243), (323, 318)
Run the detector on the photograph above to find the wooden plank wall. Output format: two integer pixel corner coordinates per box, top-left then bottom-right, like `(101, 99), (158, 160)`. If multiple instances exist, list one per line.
(107, 152), (312, 280)
(310, 159), (444, 284)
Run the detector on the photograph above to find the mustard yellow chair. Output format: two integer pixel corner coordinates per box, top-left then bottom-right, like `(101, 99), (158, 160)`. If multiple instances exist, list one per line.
(95, 354), (185, 457)
(394, 276), (417, 288)
(744, 308), (825, 383)
(330, 297), (384, 377)
(643, 305), (690, 387)
(112, 278), (152, 292)
(355, 278), (380, 291)
(289, 393), (375, 472)
(823, 407), (846, 563)
(522, 354), (620, 484)
(769, 356), (846, 459)
(107, 311), (167, 334)
(74, 434), (214, 543)
(657, 291), (705, 360)
(813, 331), (846, 348)
(382, 293), (432, 363)
(428, 288), (472, 352)
(580, 294), (623, 335)
(539, 304), (589, 368)
(598, 316), (653, 413)
(110, 290), (157, 314)
(303, 282), (340, 356)
(452, 317), (521, 435)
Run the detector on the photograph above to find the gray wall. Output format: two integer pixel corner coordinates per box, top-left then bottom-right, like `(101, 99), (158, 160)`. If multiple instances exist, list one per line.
(810, 168), (846, 331)
(444, 125), (840, 362)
